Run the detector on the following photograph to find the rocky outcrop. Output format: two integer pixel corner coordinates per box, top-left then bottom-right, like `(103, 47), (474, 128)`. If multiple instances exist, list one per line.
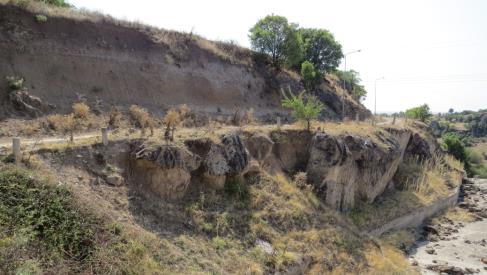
(270, 130), (313, 173)
(243, 133), (274, 161)
(129, 142), (201, 199)
(186, 134), (250, 189)
(126, 127), (443, 211)
(128, 133), (250, 199)
(306, 129), (411, 211)
(2, 87), (54, 118)
(405, 132), (434, 160)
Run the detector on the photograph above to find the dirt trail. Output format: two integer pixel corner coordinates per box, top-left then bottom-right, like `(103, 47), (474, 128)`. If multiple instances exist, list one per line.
(0, 131), (100, 152)
(409, 178), (487, 274)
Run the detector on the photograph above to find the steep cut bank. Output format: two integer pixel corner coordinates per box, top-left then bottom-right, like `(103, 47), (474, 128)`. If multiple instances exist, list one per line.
(0, 3), (370, 120)
(2, 121), (463, 273)
(125, 122), (452, 212)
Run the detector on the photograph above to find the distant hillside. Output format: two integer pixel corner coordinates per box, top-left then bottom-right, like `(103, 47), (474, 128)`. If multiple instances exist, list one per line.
(0, 1), (371, 121)
(430, 109), (487, 138)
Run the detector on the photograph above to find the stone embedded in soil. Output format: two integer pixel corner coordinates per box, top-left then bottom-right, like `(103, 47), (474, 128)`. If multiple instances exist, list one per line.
(105, 174), (123, 186)
(426, 248), (436, 254)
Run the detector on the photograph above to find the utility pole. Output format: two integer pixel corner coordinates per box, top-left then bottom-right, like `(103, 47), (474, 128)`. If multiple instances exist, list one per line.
(341, 49), (361, 121)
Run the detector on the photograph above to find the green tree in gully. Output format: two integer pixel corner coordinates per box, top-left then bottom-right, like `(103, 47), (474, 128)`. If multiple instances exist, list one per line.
(281, 87), (324, 131)
(249, 15), (303, 68)
(405, 104), (432, 122)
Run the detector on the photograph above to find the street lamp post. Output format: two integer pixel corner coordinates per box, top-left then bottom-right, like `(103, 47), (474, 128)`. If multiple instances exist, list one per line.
(342, 49), (361, 121)
(374, 77), (385, 116)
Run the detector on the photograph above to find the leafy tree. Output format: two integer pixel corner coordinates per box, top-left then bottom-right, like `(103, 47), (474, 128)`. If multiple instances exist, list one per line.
(281, 87), (324, 131)
(300, 61), (320, 91)
(334, 70), (367, 101)
(405, 104), (432, 122)
(448, 108), (454, 114)
(249, 15), (303, 68)
(299, 28), (343, 73)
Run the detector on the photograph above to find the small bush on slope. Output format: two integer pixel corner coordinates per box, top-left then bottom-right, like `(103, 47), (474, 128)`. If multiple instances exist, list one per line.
(0, 165), (163, 274)
(0, 165), (95, 272)
(72, 102), (90, 119)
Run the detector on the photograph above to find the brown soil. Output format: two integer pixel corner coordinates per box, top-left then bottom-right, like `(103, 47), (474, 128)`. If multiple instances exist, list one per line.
(0, 3), (370, 121)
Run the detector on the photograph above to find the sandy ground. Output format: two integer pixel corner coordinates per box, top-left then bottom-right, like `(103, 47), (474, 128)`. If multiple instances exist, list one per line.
(409, 178), (487, 274)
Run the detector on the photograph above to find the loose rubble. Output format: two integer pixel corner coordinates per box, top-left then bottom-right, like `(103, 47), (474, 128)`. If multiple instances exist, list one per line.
(409, 178), (487, 274)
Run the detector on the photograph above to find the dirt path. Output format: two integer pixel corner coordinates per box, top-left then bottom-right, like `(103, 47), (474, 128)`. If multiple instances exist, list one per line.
(409, 178), (487, 274)
(0, 131), (100, 152)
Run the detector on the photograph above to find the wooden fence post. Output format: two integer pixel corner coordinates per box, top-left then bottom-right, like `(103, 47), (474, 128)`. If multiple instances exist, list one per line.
(101, 128), (109, 146)
(12, 137), (21, 164)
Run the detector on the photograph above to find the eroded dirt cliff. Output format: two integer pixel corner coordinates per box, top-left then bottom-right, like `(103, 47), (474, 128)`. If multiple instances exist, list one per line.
(0, 3), (370, 120)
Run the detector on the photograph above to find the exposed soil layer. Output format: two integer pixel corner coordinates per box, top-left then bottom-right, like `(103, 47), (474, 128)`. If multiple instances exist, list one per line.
(0, 4), (370, 120)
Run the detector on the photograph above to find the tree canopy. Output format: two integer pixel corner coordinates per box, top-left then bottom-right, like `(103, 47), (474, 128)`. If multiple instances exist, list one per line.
(334, 70), (367, 101)
(249, 15), (343, 74)
(299, 28), (343, 73)
(405, 104), (432, 122)
(249, 15), (303, 68)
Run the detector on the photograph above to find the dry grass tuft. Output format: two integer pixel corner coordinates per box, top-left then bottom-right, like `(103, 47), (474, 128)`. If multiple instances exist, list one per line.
(129, 105), (150, 129)
(364, 243), (417, 274)
(72, 102), (90, 119)
(108, 106), (123, 128)
(163, 108), (181, 127)
(46, 114), (75, 132)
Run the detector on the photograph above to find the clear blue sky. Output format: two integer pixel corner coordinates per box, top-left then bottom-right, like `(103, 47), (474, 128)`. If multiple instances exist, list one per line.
(69, 0), (487, 113)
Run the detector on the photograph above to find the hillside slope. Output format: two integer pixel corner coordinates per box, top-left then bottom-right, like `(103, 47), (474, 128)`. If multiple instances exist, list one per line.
(0, 2), (371, 120)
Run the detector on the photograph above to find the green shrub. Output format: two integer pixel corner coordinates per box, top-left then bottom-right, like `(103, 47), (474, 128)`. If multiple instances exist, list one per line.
(470, 163), (487, 178)
(5, 76), (24, 91)
(300, 61), (320, 91)
(468, 149), (483, 165)
(1, 154), (15, 164)
(441, 133), (474, 176)
(224, 176), (249, 200)
(281, 87), (324, 131)
(405, 104), (432, 122)
(0, 166), (96, 262)
(35, 14), (48, 23)
(442, 133), (468, 163)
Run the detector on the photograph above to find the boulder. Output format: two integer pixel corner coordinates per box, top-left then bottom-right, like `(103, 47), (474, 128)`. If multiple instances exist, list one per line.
(8, 89), (54, 118)
(185, 134), (250, 189)
(405, 132), (433, 160)
(105, 174), (123, 186)
(129, 142), (201, 199)
(306, 129), (411, 211)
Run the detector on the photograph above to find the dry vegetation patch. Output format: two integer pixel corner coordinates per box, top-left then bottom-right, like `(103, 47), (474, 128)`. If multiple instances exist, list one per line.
(348, 154), (463, 230)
